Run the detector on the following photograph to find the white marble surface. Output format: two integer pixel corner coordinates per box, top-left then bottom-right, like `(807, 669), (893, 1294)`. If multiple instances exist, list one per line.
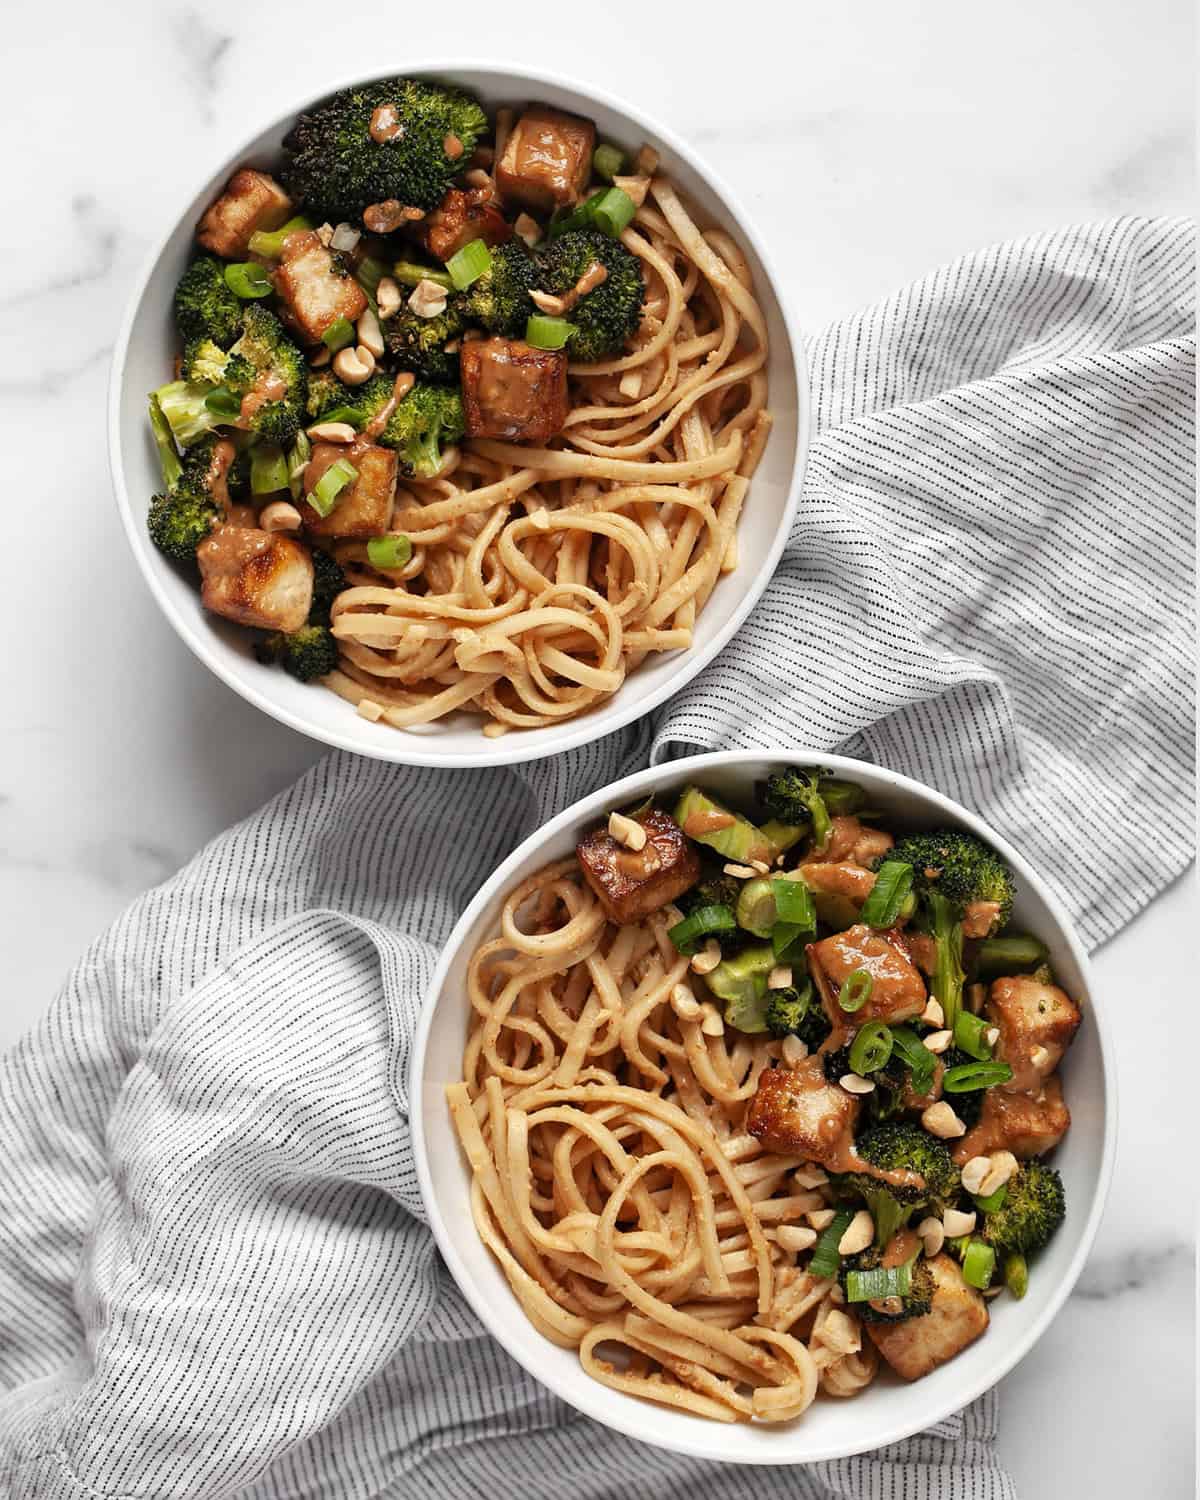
(1, 0), (1194, 1493)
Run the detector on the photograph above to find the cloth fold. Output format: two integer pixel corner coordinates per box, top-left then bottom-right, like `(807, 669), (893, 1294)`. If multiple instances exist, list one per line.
(0, 217), (1192, 1499)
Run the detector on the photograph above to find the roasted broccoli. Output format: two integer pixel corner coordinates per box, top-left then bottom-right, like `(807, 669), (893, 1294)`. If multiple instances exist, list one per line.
(981, 1161), (1065, 1257)
(535, 229), (644, 361)
(761, 769), (867, 850)
(147, 429), (248, 564)
(152, 379), (228, 448)
(838, 1246), (935, 1323)
(885, 830), (1015, 931)
(181, 336), (233, 386)
(378, 383), (464, 478)
(254, 623), (339, 682)
(282, 77), (488, 220)
(919, 888), (968, 1032)
(458, 239), (539, 336)
(833, 1121), (960, 1249)
(309, 548), (346, 624)
(221, 304), (307, 446)
(305, 369), (395, 429)
(174, 255), (243, 347)
(763, 982), (819, 1041)
(383, 300), (467, 382)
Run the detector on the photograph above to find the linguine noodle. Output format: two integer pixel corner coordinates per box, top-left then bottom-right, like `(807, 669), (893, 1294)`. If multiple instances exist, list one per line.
(325, 179), (772, 736)
(448, 856), (878, 1424)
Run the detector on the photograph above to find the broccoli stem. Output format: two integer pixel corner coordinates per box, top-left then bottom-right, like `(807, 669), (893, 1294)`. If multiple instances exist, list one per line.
(975, 934), (1049, 978)
(927, 889), (966, 1032)
(1004, 1252), (1029, 1299)
(148, 395), (182, 488)
(247, 215), (312, 260)
(392, 260), (453, 289)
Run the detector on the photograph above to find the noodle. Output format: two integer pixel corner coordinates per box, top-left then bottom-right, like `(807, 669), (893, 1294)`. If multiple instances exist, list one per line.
(325, 178), (772, 735)
(449, 858), (878, 1425)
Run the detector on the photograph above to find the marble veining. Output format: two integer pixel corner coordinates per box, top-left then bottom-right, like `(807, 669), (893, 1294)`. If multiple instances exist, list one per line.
(1, 2), (1193, 1496)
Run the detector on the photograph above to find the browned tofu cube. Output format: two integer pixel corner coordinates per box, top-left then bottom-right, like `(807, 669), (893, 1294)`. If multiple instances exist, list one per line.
(198, 526), (313, 633)
(302, 443), (396, 540)
(496, 105), (595, 213)
(988, 975), (1082, 1091)
(196, 168), (293, 259)
(808, 924), (927, 1026)
(955, 1076), (1071, 1164)
(867, 1255), (989, 1380)
(576, 809), (700, 925)
(746, 1059), (861, 1168)
(420, 187), (512, 263)
(461, 337), (569, 444)
(274, 231), (367, 344)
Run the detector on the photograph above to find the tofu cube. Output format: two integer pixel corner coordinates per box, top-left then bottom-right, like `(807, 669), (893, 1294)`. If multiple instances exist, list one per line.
(197, 526), (313, 633)
(746, 1061), (861, 1168)
(196, 169), (293, 259)
(496, 105), (595, 213)
(808, 924), (927, 1026)
(867, 1254), (989, 1380)
(275, 231), (367, 344)
(421, 187), (512, 263)
(955, 1075), (1071, 1164)
(576, 810), (700, 925)
(460, 337), (569, 444)
(303, 443), (396, 540)
(988, 975), (1082, 1089)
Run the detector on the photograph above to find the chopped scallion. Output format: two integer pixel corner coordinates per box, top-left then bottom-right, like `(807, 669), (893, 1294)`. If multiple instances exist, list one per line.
(844, 1261), (913, 1304)
(962, 1238), (996, 1290)
(446, 239), (492, 290)
(808, 1210), (853, 1280)
(772, 878), (816, 928)
(247, 215), (311, 259)
(525, 314), (576, 350)
(308, 457), (357, 517)
(367, 534), (412, 570)
(860, 860), (915, 929)
(588, 186), (637, 236)
(223, 262), (273, 299)
(890, 1025), (937, 1096)
(391, 260), (453, 290)
(321, 317), (355, 353)
(942, 1060), (1013, 1092)
(203, 386), (241, 418)
(838, 969), (874, 1014)
(668, 905), (737, 956)
(250, 442), (289, 496)
(286, 430), (311, 502)
(849, 1020), (894, 1076)
(592, 143), (627, 181)
(973, 1183), (1008, 1213)
(1004, 1252), (1028, 1299)
(953, 1010), (993, 1061)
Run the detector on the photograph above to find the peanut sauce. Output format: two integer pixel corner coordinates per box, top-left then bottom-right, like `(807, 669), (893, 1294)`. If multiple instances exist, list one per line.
(681, 808), (735, 836)
(881, 1228), (920, 1268)
(238, 372), (287, 425)
(369, 103), (403, 143)
(787, 1059), (925, 1189)
(358, 371), (415, 449)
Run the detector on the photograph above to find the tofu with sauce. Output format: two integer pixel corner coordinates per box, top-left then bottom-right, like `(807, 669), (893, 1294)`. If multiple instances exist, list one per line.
(987, 975), (1082, 1092)
(196, 169), (293, 259)
(807, 924), (927, 1026)
(496, 105), (596, 213)
(866, 1255), (989, 1380)
(274, 231), (367, 344)
(197, 527), (313, 633)
(955, 1075), (1070, 1164)
(576, 809), (700, 925)
(746, 1059), (861, 1168)
(303, 443), (396, 540)
(797, 862), (877, 930)
(460, 337), (569, 444)
(420, 187), (512, 262)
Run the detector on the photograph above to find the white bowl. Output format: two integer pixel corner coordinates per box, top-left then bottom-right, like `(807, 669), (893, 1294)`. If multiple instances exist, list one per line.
(107, 64), (808, 768)
(411, 750), (1115, 1463)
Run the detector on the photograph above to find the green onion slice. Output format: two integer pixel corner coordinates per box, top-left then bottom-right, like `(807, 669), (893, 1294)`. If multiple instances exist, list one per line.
(820, 779), (867, 815)
(890, 1024), (937, 1096)
(772, 878), (815, 928)
(860, 860), (915, 929)
(247, 215), (311, 260)
(844, 1261), (913, 1304)
(224, 262), (273, 299)
(975, 934), (1049, 978)
(942, 1060), (1013, 1092)
(250, 442), (289, 496)
(148, 394), (182, 488)
(973, 1184), (1008, 1213)
(367, 534), (412, 570)
(391, 260), (454, 290)
(849, 1020), (893, 1076)
(953, 1010), (993, 1061)
(308, 457), (357, 518)
(808, 1210), (853, 1280)
(525, 314), (576, 351)
(837, 969), (874, 1014)
(962, 1237), (996, 1290)
(446, 239), (492, 290)
(321, 317), (356, 352)
(1004, 1251), (1029, 1299)
(592, 143), (627, 181)
(588, 186), (637, 236)
(356, 255), (388, 295)
(203, 386), (241, 418)
(287, 430), (311, 501)
(668, 904), (736, 956)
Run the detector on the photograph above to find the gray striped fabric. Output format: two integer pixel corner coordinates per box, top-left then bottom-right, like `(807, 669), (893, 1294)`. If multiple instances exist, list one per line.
(0, 217), (1192, 1499)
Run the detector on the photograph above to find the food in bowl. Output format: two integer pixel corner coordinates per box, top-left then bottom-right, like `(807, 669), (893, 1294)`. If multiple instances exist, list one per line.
(447, 767), (1080, 1423)
(143, 76), (772, 737)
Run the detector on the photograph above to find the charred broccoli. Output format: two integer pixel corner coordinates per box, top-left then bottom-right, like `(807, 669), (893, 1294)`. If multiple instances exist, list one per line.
(383, 300), (467, 382)
(458, 239), (539, 336)
(885, 830), (1015, 931)
(221, 304), (307, 446)
(305, 369), (394, 429)
(147, 426), (248, 564)
(833, 1122), (960, 1248)
(838, 1245), (935, 1323)
(174, 255), (243, 347)
(254, 623), (339, 682)
(535, 229), (644, 361)
(378, 383), (465, 478)
(760, 769), (867, 850)
(282, 77), (488, 220)
(981, 1161), (1065, 1257)
(763, 982), (827, 1046)
(309, 549), (346, 624)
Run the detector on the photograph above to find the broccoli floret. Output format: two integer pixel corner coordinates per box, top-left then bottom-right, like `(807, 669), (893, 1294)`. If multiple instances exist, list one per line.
(153, 379), (227, 448)
(147, 434), (247, 564)
(305, 368), (348, 421)
(535, 229), (644, 361)
(222, 304), (307, 446)
(305, 369), (395, 430)
(833, 1121), (960, 1249)
(921, 888), (968, 1033)
(379, 383), (464, 478)
(174, 255), (243, 346)
(761, 769), (868, 850)
(838, 1246), (935, 1323)
(763, 983), (816, 1039)
(309, 548), (346, 624)
(458, 239), (539, 336)
(981, 1161), (1065, 1257)
(181, 336), (233, 386)
(254, 623), (339, 682)
(383, 300), (467, 382)
(885, 830), (1015, 931)
(679, 870), (741, 914)
(282, 77), (488, 220)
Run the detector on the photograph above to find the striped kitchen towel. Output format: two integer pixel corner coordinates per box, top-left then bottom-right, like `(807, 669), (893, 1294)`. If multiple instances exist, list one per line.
(0, 217), (1192, 1499)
